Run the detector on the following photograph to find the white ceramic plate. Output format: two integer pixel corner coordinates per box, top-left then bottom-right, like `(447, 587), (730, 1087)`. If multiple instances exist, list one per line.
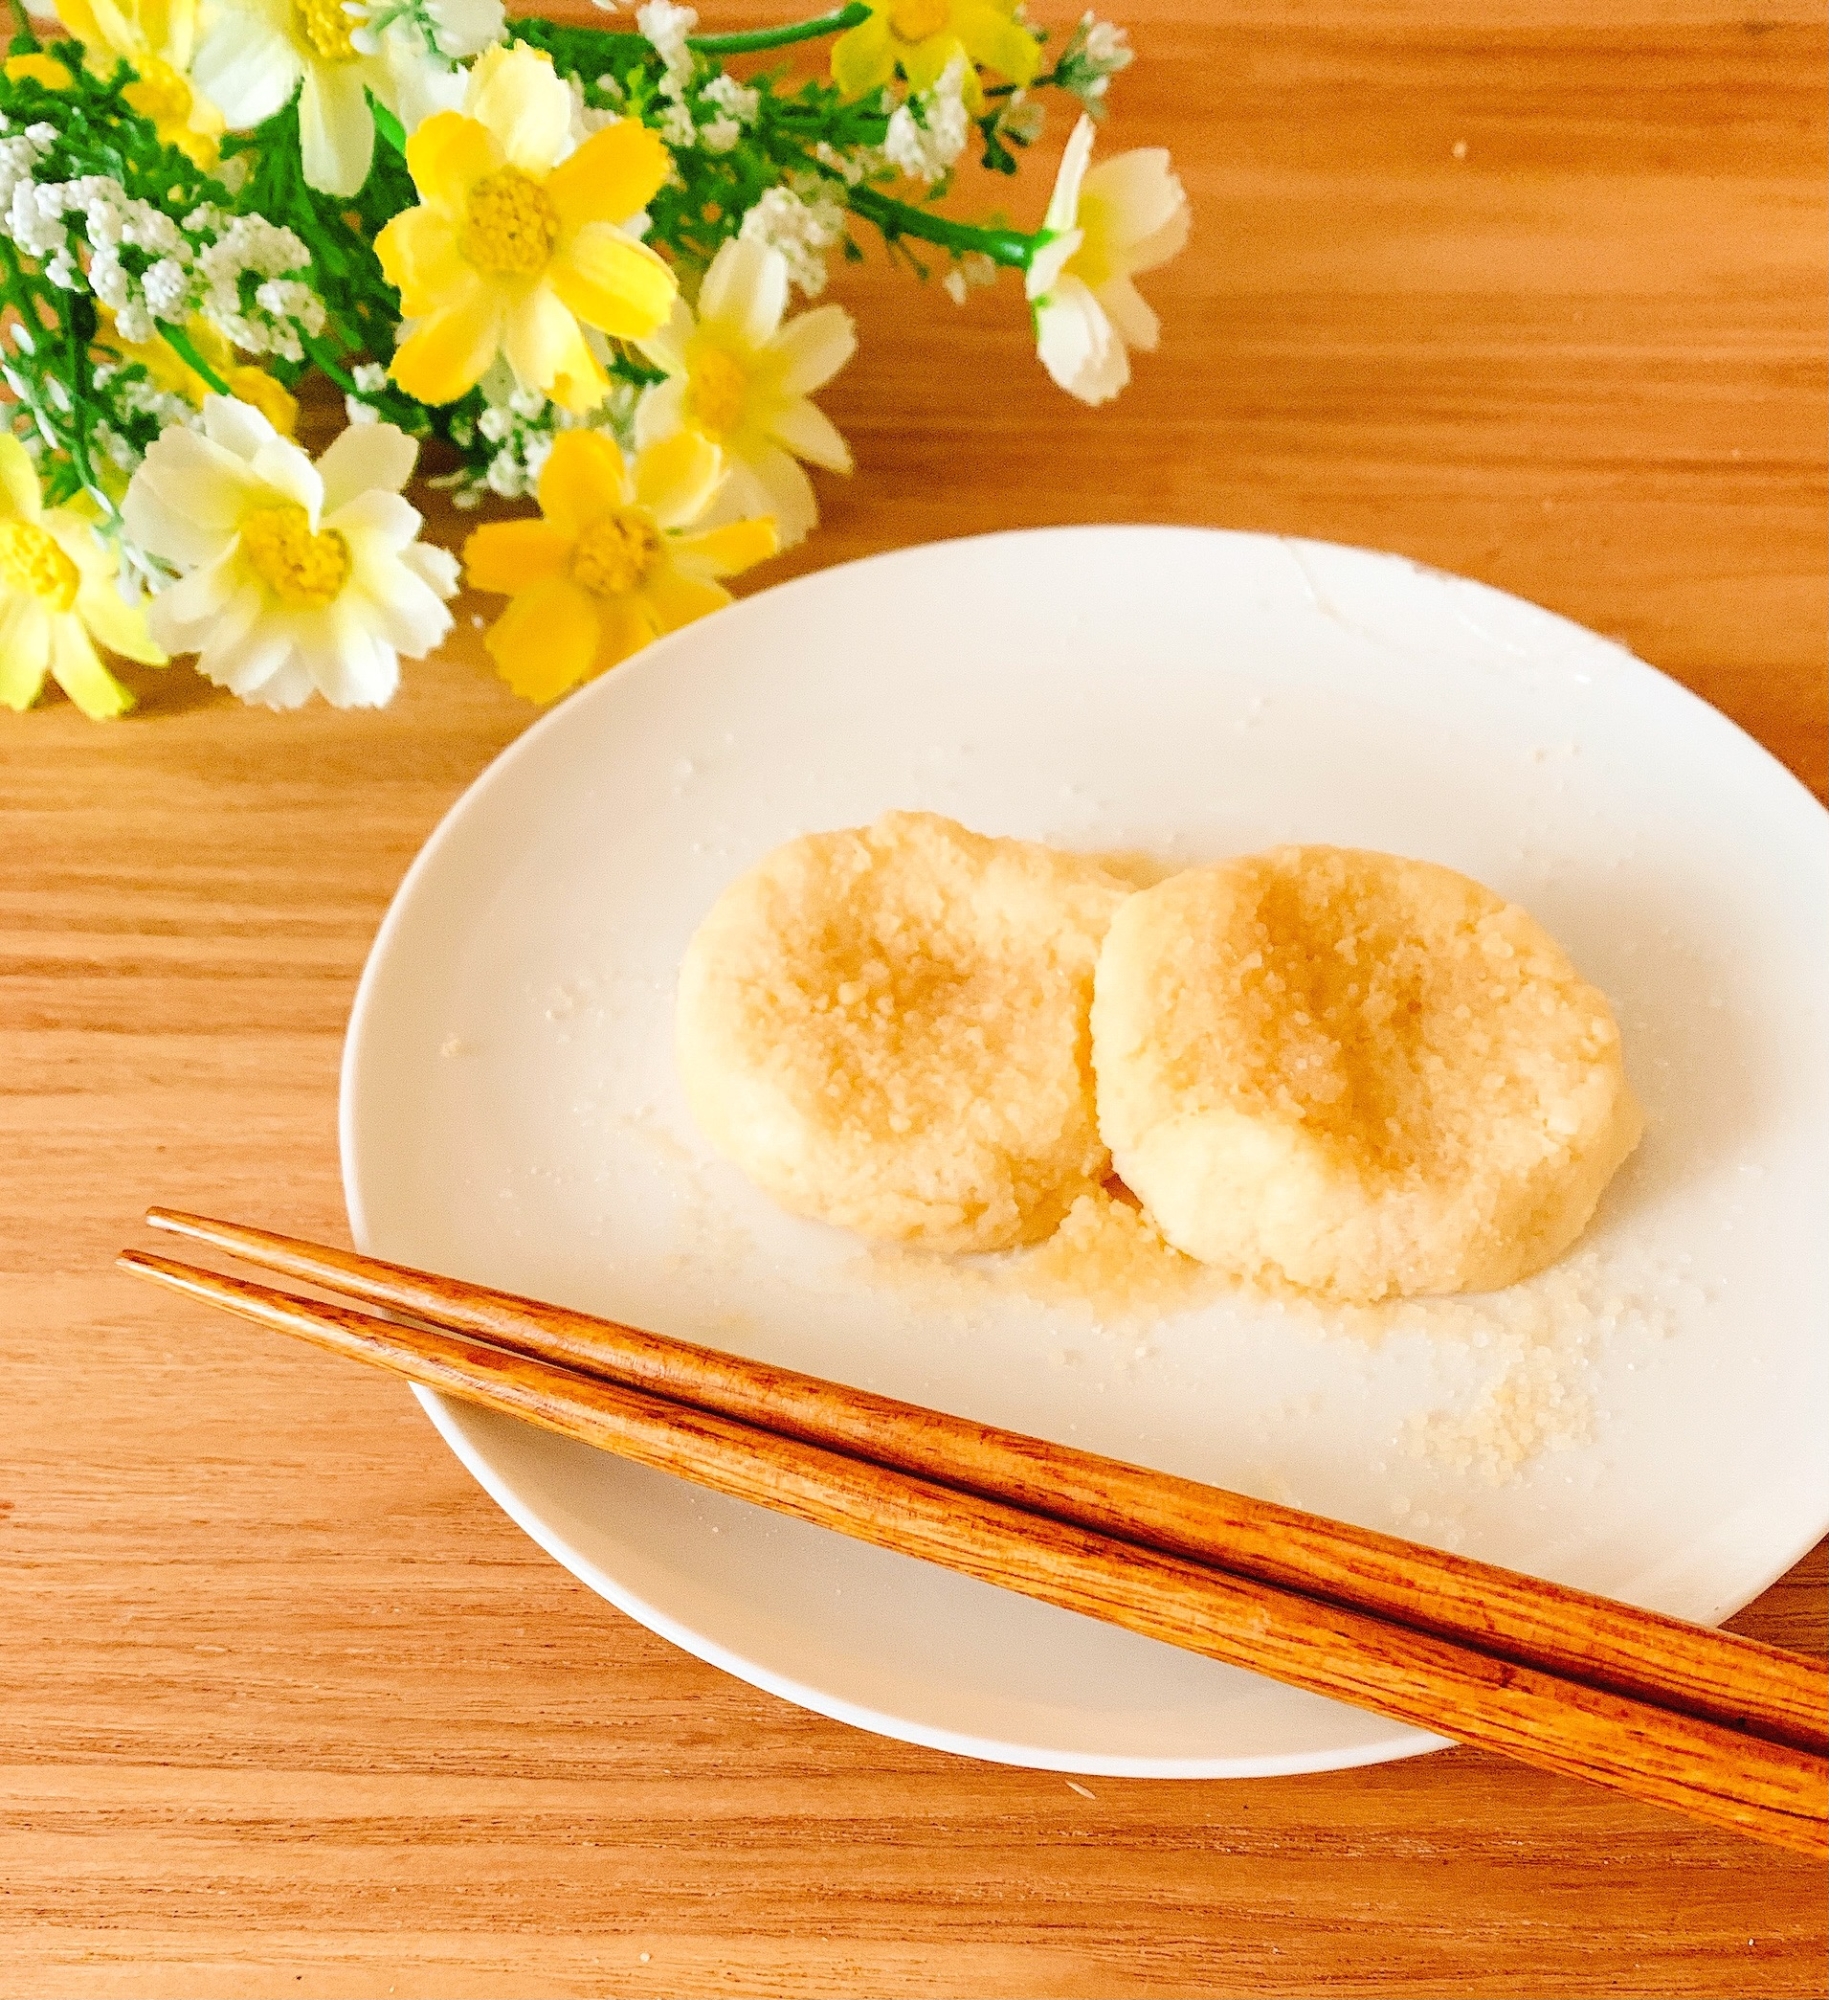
(341, 526), (1829, 1778)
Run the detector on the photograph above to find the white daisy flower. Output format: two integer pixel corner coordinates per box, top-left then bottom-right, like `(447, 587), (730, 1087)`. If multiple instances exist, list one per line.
(635, 237), (855, 549)
(192, 0), (466, 197)
(122, 398), (460, 709)
(1025, 115), (1189, 406)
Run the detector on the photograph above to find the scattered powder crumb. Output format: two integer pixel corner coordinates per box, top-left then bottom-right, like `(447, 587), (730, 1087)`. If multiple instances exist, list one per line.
(862, 1185), (1218, 1325)
(1306, 1250), (1675, 1485)
(439, 1035), (473, 1057)
(1452, 139), (1468, 159)
(856, 1184), (1667, 1482)
(1014, 1187), (1219, 1319)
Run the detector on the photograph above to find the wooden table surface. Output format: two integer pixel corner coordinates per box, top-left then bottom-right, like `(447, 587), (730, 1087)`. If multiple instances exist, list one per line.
(4, 3), (1825, 1994)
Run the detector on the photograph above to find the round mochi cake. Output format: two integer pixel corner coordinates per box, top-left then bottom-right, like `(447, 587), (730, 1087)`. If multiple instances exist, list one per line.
(677, 812), (1135, 1252)
(1091, 846), (1643, 1301)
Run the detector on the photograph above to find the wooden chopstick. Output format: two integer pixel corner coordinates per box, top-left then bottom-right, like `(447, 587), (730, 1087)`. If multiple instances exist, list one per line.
(122, 1244), (1827, 1850)
(121, 1248), (1827, 1857)
(141, 1207), (1828, 1758)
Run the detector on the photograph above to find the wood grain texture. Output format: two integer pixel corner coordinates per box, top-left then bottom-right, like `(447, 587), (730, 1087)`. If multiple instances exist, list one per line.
(3, 0), (1825, 1993)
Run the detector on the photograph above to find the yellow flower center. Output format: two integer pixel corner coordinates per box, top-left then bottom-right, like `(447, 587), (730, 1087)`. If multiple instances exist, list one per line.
(294, 0), (359, 61)
(1063, 191), (1116, 290)
(686, 345), (749, 441)
(460, 168), (561, 278)
(0, 518), (80, 611)
(571, 510), (661, 598)
(240, 505), (351, 607)
(123, 59), (196, 132)
(888, 0), (950, 45)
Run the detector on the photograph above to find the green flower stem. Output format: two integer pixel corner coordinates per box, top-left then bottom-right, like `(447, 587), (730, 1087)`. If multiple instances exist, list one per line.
(689, 3), (869, 55)
(371, 97), (406, 157)
(6, 0), (36, 47)
(300, 334), (361, 398)
(161, 323), (230, 396)
(846, 185), (1035, 268)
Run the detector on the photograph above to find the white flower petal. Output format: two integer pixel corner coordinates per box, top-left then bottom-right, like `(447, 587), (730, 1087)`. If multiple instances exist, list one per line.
(767, 304), (856, 397)
(192, 5), (300, 128)
(399, 543), (461, 598)
(768, 396), (851, 473)
(1044, 117), (1097, 234)
(249, 439), (325, 517)
(637, 295), (694, 379)
(327, 489), (423, 558)
(299, 62), (376, 198)
(201, 395), (283, 461)
(698, 238), (789, 352)
(633, 374), (689, 449)
(317, 422), (420, 511)
(1082, 150), (1189, 264)
(311, 607), (399, 707)
(148, 546), (242, 645)
(1035, 280), (1128, 405)
(1025, 228), (1081, 302)
(1097, 273), (1160, 352)
(197, 618), (295, 702)
(123, 430), (265, 567)
(350, 555), (454, 656)
(734, 441), (816, 548)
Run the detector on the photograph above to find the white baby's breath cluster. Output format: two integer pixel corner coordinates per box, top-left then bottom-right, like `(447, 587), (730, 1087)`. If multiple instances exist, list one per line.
(883, 57), (971, 185)
(1055, 11), (1133, 113)
(431, 364), (638, 509)
(0, 119), (324, 358)
(739, 184), (848, 297)
(943, 249), (999, 305)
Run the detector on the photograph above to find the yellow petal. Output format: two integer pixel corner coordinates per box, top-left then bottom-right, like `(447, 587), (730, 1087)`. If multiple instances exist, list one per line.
(634, 430), (722, 530)
(589, 594), (656, 675)
(50, 615), (135, 719)
(483, 575), (602, 701)
(389, 283), (502, 405)
(4, 53), (74, 87)
(404, 109), (500, 217)
(502, 289), (606, 412)
(670, 516), (778, 580)
(638, 560), (729, 635)
(958, 1), (1041, 84)
(375, 205), (469, 317)
(537, 430), (629, 536)
(830, 12), (893, 98)
(548, 226), (677, 341)
(548, 120), (671, 233)
(76, 578), (167, 664)
(465, 44), (572, 177)
(0, 434), (42, 522)
(462, 518), (573, 596)
(0, 595), (52, 708)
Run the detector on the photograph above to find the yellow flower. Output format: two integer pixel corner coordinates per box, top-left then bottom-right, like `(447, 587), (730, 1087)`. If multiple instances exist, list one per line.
(636, 237), (854, 550)
(58, 0), (224, 166)
(377, 46), (678, 413)
(0, 435), (166, 719)
(831, 0), (1039, 113)
(463, 428), (777, 702)
(96, 311), (299, 437)
(3, 52), (75, 87)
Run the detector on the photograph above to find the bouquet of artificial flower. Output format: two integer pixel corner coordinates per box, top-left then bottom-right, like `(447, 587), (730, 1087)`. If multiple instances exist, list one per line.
(0, 0), (1187, 717)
